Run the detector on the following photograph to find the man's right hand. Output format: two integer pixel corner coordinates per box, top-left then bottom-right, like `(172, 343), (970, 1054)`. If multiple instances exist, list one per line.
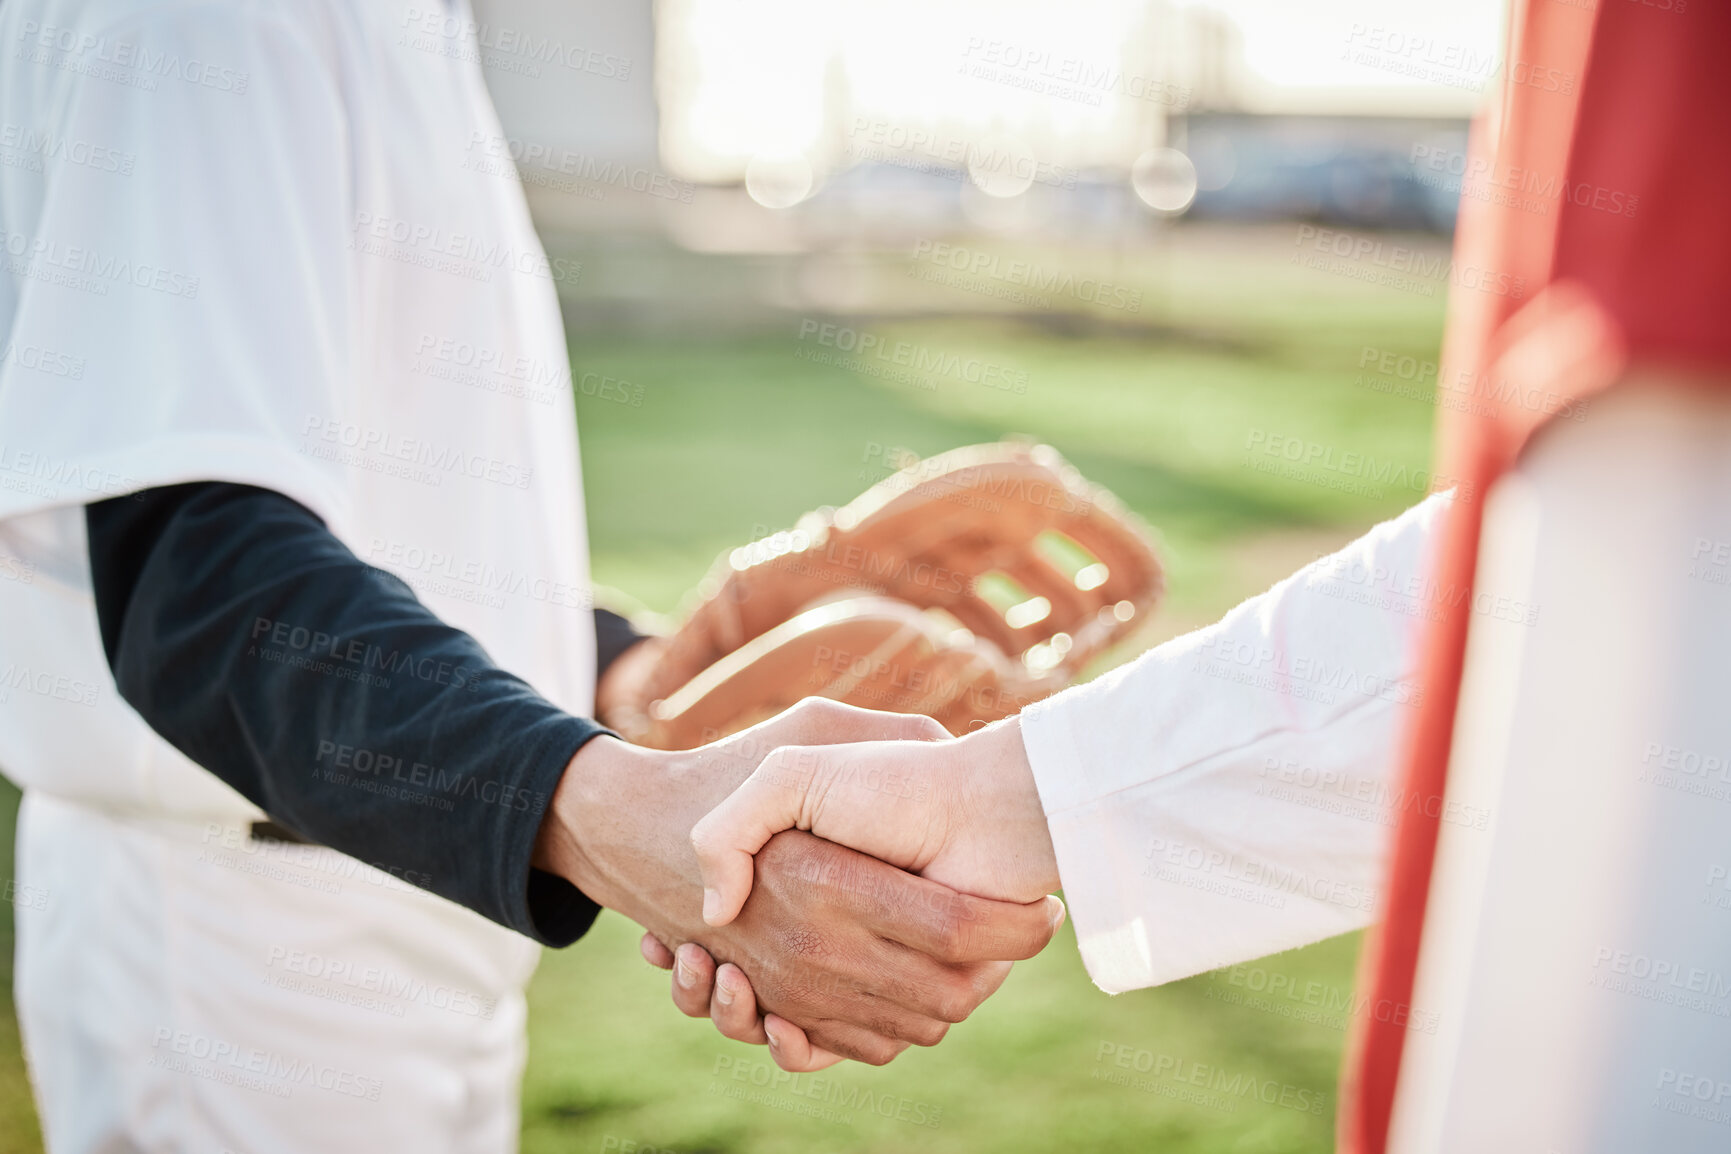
(689, 715), (1062, 927)
(532, 699), (1062, 1070)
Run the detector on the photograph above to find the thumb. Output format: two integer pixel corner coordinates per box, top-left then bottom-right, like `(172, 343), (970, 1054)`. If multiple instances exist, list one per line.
(690, 744), (826, 926)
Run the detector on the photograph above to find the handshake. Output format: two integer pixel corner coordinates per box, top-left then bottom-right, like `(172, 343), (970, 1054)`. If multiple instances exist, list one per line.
(532, 698), (1064, 1073)
(538, 443), (1163, 1069)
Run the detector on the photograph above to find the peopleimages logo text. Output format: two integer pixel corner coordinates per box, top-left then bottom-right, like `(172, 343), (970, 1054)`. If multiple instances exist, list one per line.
(910, 240), (1143, 313)
(16, 20), (250, 93)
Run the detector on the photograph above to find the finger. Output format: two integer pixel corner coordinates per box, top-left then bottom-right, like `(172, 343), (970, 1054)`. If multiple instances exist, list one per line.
(762, 1014), (845, 1072)
(743, 938), (953, 1046)
(691, 745), (822, 927)
(799, 1019), (912, 1068)
(845, 952), (1017, 1026)
(671, 942), (718, 1019)
(848, 864), (1066, 964)
(747, 835), (1052, 1023)
(779, 698), (951, 746)
(640, 933), (675, 970)
(889, 710), (952, 743)
(888, 958), (1016, 1025)
(964, 959), (1017, 1009)
(713, 700), (949, 771)
(710, 963), (768, 1045)
(810, 978), (953, 1047)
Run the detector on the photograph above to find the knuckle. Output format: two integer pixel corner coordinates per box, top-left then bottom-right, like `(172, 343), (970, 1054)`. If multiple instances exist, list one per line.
(754, 832), (835, 904)
(864, 1010), (909, 1039)
(794, 696), (845, 724)
(907, 715), (951, 740)
(794, 844), (860, 905)
(806, 1026), (860, 1062)
(909, 1019), (950, 1047)
(687, 826), (714, 857)
(765, 744), (815, 786)
(718, 1016), (757, 1043)
(853, 1039), (901, 1067)
(878, 1039), (911, 1066)
(929, 916), (971, 964)
(967, 961), (1011, 1004)
(806, 1022), (904, 1068)
(773, 1050), (814, 1074)
(741, 967), (791, 1008)
(933, 984), (977, 1025)
(754, 825), (805, 865)
(1012, 909), (1056, 956)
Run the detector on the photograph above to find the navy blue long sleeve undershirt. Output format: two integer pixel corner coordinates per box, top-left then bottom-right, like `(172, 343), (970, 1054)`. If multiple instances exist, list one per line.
(86, 481), (636, 947)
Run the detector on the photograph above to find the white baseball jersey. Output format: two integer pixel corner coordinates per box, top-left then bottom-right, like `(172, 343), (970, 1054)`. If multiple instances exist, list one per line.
(0, 0), (596, 819)
(0, 1), (601, 1149)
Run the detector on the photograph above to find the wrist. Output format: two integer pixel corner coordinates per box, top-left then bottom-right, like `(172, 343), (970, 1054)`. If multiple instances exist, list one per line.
(532, 731), (764, 930)
(533, 735), (667, 912)
(953, 717), (1062, 895)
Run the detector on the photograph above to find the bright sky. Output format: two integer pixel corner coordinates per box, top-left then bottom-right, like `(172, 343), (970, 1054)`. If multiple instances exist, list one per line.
(659, 0), (1507, 181)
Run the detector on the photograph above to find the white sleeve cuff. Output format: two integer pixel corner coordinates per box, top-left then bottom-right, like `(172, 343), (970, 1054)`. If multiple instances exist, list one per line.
(1023, 701), (1398, 993)
(1016, 494), (1449, 993)
(1021, 700), (1157, 993)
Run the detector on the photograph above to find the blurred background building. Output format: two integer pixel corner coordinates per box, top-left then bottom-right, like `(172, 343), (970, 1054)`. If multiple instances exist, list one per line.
(467, 0), (1493, 333)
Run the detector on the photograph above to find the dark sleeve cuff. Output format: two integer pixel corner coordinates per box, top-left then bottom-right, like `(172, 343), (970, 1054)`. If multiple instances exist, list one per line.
(495, 717), (616, 947)
(523, 870), (602, 948)
(594, 606), (651, 684)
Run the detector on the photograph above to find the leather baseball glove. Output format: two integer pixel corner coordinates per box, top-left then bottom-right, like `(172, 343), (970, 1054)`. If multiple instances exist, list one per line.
(597, 442), (1163, 749)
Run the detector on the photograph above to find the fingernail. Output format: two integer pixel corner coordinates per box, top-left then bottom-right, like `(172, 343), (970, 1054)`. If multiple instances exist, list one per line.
(702, 888), (722, 924)
(676, 956), (696, 989)
(1048, 897), (1067, 931)
(765, 1030), (780, 1050)
(715, 975), (735, 1008)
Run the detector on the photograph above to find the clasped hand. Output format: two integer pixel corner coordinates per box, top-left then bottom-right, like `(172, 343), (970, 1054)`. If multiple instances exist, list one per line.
(534, 699), (1061, 1073)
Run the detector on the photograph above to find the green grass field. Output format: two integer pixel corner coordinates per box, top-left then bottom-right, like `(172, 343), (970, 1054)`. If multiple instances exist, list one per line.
(0, 226), (1446, 1153)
